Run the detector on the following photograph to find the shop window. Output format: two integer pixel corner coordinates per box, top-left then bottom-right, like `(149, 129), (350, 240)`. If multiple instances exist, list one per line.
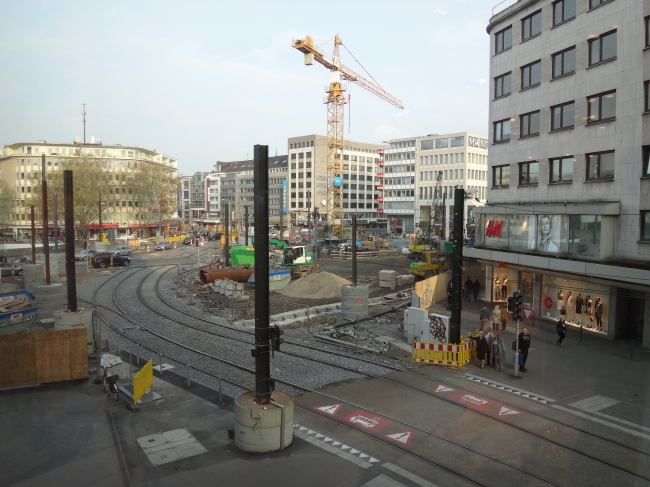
(519, 161), (539, 185)
(569, 215), (601, 256)
(495, 25), (512, 54)
(493, 118), (511, 142)
(552, 46), (576, 78)
(553, 0), (576, 26)
(493, 164), (510, 188)
(551, 101), (575, 130)
(589, 30), (617, 66)
(520, 111), (540, 137)
(550, 156), (574, 183)
(521, 60), (541, 90)
(521, 10), (542, 41)
(642, 212), (650, 241)
(587, 91), (616, 122)
(586, 151), (615, 180)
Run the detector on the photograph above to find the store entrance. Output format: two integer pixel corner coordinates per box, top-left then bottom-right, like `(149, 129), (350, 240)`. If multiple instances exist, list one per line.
(615, 289), (644, 342)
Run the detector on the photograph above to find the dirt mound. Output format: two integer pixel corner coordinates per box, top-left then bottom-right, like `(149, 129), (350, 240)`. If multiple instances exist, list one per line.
(278, 272), (351, 300)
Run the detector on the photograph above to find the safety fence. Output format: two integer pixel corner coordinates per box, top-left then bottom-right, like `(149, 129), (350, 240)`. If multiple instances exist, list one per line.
(330, 249), (400, 260)
(412, 340), (476, 367)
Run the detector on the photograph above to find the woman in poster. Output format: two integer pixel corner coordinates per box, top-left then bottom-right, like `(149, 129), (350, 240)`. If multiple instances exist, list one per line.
(537, 215), (559, 252)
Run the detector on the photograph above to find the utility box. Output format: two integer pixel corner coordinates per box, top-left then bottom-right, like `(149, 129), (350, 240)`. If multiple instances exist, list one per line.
(404, 307), (428, 343)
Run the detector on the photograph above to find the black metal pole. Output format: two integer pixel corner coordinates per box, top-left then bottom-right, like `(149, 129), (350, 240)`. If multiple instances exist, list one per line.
(41, 154), (51, 285)
(64, 171), (77, 312)
(245, 206), (249, 246)
(279, 208), (284, 244)
(53, 193), (58, 253)
(224, 203), (230, 266)
(352, 213), (357, 286)
(442, 192), (447, 240)
(450, 188), (464, 344)
(253, 144), (271, 404)
(30, 206), (36, 265)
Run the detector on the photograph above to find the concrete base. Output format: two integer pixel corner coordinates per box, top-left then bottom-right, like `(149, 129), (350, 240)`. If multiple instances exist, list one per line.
(33, 283), (65, 321)
(53, 308), (93, 354)
(234, 391), (293, 452)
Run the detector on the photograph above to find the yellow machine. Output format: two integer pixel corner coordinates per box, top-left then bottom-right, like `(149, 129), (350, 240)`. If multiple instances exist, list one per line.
(292, 35), (403, 238)
(408, 251), (448, 279)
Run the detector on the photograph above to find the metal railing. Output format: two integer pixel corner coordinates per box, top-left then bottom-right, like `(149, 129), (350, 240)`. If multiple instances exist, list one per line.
(492, 0), (523, 16)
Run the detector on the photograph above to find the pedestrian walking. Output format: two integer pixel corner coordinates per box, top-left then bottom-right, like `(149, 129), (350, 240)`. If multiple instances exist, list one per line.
(595, 297), (603, 331)
(492, 332), (506, 371)
(475, 331), (488, 369)
(473, 279), (480, 302)
(491, 305), (501, 332)
(485, 326), (495, 367)
(556, 317), (566, 347)
(464, 277), (473, 304)
(479, 304), (490, 331)
(517, 328), (531, 372)
(500, 305), (510, 332)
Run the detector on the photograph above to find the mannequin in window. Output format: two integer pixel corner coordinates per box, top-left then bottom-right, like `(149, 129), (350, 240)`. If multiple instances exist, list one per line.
(557, 290), (564, 311)
(494, 276), (501, 301)
(575, 293), (584, 326)
(501, 275), (508, 302)
(565, 291), (574, 323)
(594, 297), (604, 331)
(585, 296), (593, 328)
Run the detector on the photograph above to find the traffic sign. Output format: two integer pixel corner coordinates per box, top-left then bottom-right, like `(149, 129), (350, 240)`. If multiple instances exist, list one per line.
(384, 431), (413, 446)
(434, 385), (454, 393)
(522, 307), (534, 321)
(498, 406), (521, 416)
(315, 404), (341, 416)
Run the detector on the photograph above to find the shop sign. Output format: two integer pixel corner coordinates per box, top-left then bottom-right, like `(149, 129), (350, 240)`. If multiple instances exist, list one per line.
(485, 220), (503, 238)
(468, 137), (489, 149)
(544, 297), (553, 308)
(497, 262), (507, 268)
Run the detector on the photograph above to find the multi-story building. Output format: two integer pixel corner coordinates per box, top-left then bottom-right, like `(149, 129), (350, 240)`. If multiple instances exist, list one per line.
(470, 0), (650, 346)
(385, 132), (489, 235)
(180, 176), (191, 225)
(188, 172), (209, 225)
(0, 138), (178, 239)
(287, 135), (387, 231)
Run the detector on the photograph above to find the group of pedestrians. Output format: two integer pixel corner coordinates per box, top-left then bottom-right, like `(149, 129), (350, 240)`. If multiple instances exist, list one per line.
(472, 327), (507, 371)
(464, 278), (481, 304)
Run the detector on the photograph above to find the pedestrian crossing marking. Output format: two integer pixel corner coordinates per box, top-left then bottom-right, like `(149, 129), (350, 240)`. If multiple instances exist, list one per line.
(350, 448), (360, 454)
(315, 434), (324, 439)
(384, 431), (413, 446)
(499, 406), (520, 416)
(369, 458), (380, 463)
(316, 404), (342, 415)
(434, 385), (454, 393)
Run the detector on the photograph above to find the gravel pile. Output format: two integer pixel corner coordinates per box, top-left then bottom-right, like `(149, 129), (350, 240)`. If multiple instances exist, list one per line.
(279, 272), (350, 299)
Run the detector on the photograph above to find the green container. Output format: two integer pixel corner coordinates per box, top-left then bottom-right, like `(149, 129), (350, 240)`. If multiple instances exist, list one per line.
(230, 246), (255, 266)
(444, 241), (454, 253)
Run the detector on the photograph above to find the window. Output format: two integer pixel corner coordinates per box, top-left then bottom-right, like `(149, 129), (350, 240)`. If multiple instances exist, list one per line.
(587, 91), (616, 122)
(493, 165), (510, 188)
(589, 31), (617, 65)
(435, 139), (448, 149)
(552, 47), (576, 78)
(646, 16), (650, 48)
(586, 151), (615, 180)
(494, 118), (511, 142)
(495, 26), (512, 54)
(521, 60), (541, 89)
(520, 111), (540, 137)
(494, 72), (511, 98)
(551, 101), (575, 130)
(553, 0), (576, 26)
(644, 146), (650, 177)
(450, 136), (464, 147)
(522, 11), (542, 41)
(550, 156), (574, 182)
(642, 212), (650, 241)
(420, 140), (433, 150)
(646, 81), (650, 112)
(519, 161), (539, 185)
(589, 0), (612, 8)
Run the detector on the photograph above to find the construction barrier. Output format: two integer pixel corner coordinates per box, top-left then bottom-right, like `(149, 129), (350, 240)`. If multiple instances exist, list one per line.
(132, 359), (153, 405)
(412, 340), (475, 366)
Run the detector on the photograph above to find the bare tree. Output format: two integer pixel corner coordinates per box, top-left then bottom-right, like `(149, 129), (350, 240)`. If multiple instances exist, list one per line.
(0, 180), (14, 225)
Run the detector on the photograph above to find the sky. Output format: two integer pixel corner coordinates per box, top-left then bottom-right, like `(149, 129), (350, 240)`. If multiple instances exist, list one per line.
(0, 0), (493, 175)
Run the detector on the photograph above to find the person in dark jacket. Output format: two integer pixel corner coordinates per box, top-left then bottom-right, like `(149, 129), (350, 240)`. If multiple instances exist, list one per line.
(464, 277), (473, 303)
(472, 279), (480, 302)
(518, 328), (531, 372)
(556, 317), (566, 347)
(475, 331), (488, 369)
(575, 293), (584, 326)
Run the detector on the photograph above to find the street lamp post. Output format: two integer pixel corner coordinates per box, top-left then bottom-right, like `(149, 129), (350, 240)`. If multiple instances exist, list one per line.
(98, 190), (103, 245)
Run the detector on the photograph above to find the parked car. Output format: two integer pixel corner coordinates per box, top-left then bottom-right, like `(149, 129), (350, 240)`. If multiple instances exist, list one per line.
(112, 246), (132, 256)
(182, 237), (192, 245)
(90, 253), (131, 268)
(154, 242), (173, 251)
(75, 249), (98, 261)
(0, 262), (23, 276)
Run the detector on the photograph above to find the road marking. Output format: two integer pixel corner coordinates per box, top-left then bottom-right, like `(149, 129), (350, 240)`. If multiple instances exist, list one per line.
(434, 385), (454, 393)
(361, 474), (408, 487)
(384, 431), (413, 446)
(316, 404), (342, 415)
(293, 424), (379, 468)
(569, 395), (619, 413)
(552, 405), (650, 441)
(464, 373), (555, 404)
(449, 392), (493, 411)
(590, 411), (650, 434)
(383, 463), (440, 487)
(341, 410), (393, 432)
(498, 406), (521, 416)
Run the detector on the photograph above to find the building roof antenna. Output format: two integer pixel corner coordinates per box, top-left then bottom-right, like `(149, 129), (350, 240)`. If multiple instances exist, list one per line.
(81, 103), (87, 144)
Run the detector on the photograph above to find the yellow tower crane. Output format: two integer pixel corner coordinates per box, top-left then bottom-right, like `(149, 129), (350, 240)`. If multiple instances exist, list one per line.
(292, 35), (403, 238)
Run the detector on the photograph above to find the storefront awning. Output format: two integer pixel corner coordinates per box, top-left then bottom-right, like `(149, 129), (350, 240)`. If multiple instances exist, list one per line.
(474, 202), (620, 216)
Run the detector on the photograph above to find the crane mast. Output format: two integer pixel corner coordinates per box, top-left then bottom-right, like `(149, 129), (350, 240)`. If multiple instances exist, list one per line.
(292, 35), (403, 239)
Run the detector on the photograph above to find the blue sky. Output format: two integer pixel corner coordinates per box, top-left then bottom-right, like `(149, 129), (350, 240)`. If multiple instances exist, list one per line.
(0, 0), (493, 175)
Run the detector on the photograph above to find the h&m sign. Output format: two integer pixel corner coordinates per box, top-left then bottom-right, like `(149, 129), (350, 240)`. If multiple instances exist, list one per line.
(468, 137), (489, 149)
(485, 220), (503, 238)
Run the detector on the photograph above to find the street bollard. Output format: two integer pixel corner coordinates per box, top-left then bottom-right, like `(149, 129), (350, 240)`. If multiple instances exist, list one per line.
(187, 364), (190, 388)
(159, 352), (163, 375)
(580, 324), (583, 344)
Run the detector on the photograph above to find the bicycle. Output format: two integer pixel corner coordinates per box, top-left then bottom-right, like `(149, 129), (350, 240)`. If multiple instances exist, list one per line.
(102, 365), (120, 402)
